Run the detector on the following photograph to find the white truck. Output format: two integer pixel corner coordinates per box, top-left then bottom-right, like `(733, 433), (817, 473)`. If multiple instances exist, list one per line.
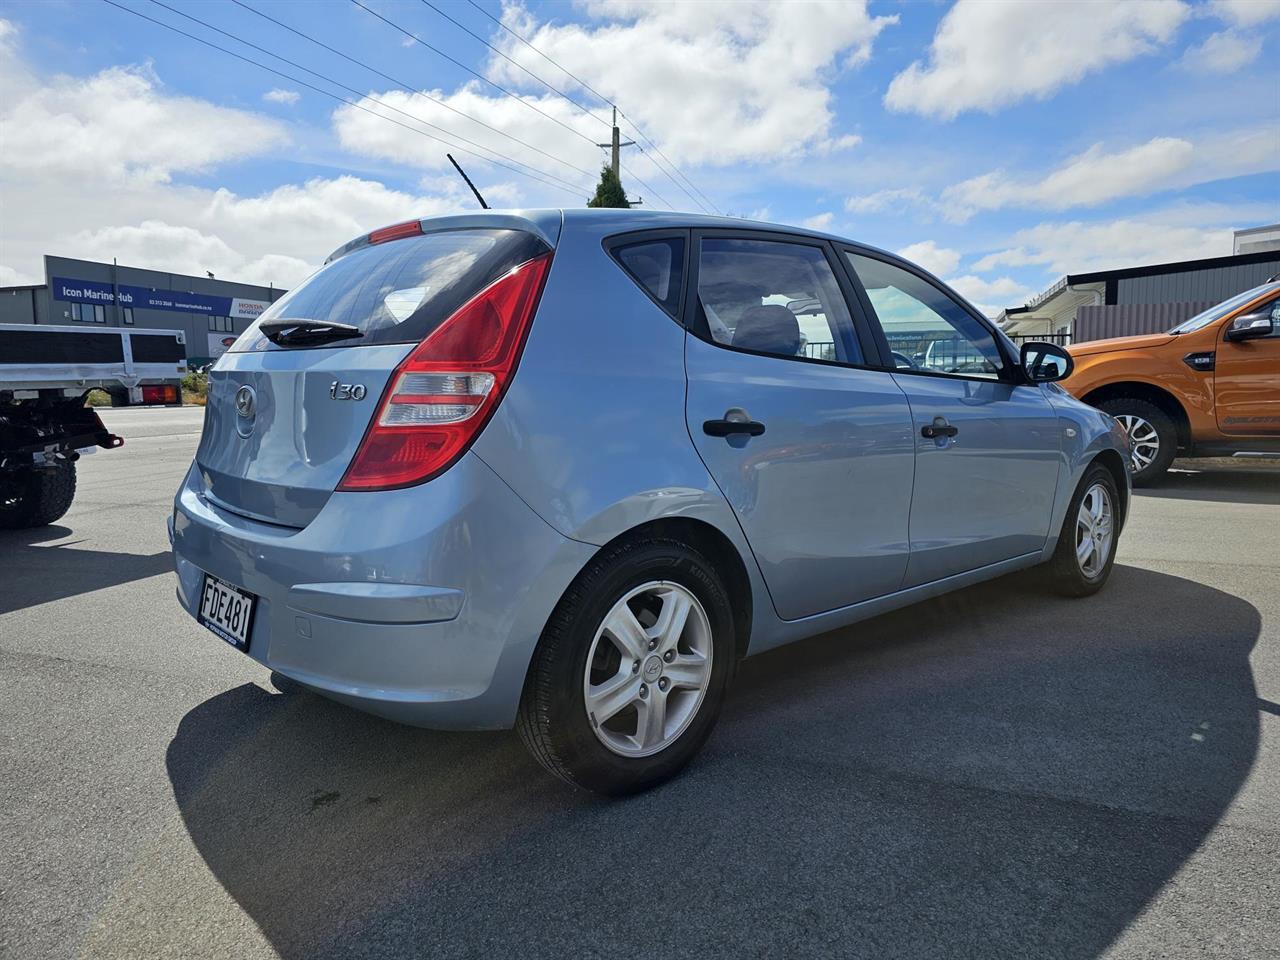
(0, 324), (187, 528)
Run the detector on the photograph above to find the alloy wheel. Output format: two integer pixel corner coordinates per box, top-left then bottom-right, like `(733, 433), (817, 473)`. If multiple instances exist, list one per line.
(1115, 414), (1160, 473)
(1075, 482), (1114, 579)
(583, 581), (713, 758)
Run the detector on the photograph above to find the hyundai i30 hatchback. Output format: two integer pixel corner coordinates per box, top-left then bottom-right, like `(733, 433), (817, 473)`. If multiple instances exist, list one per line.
(171, 210), (1131, 795)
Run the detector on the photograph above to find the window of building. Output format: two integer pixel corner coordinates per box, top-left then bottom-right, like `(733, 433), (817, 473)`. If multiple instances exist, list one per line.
(70, 302), (82, 321)
(122, 307), (134, 325)
(208, 315), (233, 332)
(93, 304), (106, 323)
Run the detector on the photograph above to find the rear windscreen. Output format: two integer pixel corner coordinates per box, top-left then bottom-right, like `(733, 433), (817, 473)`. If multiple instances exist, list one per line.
(231, 228), (550, 351)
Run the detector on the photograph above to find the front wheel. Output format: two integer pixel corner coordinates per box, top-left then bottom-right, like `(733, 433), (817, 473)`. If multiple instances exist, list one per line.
(1041, 463), (1121, 597)
(517, 538), (735, 796)
(1097, 398), (1176, 486)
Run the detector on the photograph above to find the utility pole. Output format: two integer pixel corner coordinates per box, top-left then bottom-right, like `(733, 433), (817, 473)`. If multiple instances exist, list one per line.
(596, 106), (635, 179)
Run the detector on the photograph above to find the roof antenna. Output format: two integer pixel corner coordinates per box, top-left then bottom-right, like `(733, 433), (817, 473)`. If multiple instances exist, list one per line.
(447, 153), (489, 210)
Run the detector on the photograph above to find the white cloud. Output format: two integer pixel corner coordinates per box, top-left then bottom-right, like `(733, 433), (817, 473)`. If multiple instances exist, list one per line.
(480, 1), (895, 165)
(897, 240), (960, 277)
(939, 129), (1278, 221)
(971, 216), (1241, 276)
(943, 138), (1194, 219)
(801, 212), (835, 230)
(844, 187), (933, 215)
(7, 176), (469, 290)
(262, 88), (301, 105)
(0, 263), (38, 286)
(885, 0), (1190, 119)
(1209, 0), (1280, 26)
(332, 83), (602, 194)
(946, 275), (1037, 318)
(0, 62), (287, 183)
(1179, 29), (1263, 72)
(0, 33), (474, 290)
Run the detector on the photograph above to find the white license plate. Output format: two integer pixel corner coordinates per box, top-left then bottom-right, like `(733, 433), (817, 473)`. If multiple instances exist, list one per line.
(198, 573), (256, 651)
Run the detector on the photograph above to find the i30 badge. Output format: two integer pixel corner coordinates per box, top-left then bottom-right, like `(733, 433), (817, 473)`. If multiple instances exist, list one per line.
(234, 384), (256, 419)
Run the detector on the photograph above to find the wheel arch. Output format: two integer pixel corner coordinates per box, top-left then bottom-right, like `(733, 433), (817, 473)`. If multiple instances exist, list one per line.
(1081, 381), (1191, 449)
(561, 517), (755, 663)
(1090, 448), (1130, 532)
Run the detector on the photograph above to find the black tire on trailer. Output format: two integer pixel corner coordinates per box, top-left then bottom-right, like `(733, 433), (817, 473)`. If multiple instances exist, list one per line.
(517, 537), (736, 796)
(0, 463), (77, 530)
(1097, 397), (1177, 486)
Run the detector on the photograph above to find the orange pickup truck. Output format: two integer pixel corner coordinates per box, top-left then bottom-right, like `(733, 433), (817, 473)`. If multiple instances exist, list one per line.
(1062, 280), (1280, 485)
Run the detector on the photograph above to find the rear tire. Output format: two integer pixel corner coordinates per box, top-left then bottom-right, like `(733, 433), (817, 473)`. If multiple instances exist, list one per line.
(1041, 463), (1120, 598)
(1097, 398), (1176, 486)
(517, 537), (735, 796)
(0, 463), (77, 529)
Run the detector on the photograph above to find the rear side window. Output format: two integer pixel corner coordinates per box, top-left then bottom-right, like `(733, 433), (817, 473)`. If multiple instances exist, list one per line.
(233, 228), (549, 351)
(696, 237), (860, 364)
(609, 237), (685, 317)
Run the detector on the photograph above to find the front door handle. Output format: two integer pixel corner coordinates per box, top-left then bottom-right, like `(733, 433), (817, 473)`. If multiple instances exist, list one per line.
(921, 418), (959, 439)
(706, 417), (762, 440)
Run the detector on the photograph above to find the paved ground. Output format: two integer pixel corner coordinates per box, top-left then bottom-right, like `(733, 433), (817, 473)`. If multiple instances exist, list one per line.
(2, 405), (1278, 960)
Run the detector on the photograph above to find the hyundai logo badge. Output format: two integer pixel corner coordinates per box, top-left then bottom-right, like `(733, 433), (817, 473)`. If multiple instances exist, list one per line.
(234, 384), (256, 419)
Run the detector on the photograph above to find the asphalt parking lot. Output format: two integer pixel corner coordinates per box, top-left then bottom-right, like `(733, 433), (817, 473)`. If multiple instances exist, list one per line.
(2, 405), (1278, 960)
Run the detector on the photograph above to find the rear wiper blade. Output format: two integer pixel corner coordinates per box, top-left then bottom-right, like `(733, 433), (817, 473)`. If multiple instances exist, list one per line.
(259, 318), (364, 346)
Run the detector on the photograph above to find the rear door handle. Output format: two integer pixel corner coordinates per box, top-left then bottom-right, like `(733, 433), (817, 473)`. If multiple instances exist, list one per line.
(921, 418), (959, 439)
(703, 414), (766, 438)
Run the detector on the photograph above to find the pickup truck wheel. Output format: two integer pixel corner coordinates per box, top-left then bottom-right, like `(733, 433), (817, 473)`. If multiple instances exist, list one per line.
(517, 538), (734, 796)
(0, 463), (77, 529)
(1097, 398), (1176, 486)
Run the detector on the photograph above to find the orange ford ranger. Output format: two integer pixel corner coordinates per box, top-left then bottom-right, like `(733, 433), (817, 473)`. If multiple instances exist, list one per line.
(1062, 280), (1280, 485)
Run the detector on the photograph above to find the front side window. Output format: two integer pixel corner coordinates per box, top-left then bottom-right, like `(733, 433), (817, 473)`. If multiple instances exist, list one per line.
(697, 238), (859, 364)
(845, 252), (1002, 380)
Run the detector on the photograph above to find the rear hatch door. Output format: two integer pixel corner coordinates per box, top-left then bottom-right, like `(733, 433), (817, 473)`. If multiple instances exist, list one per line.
(195, 221), (554, 527)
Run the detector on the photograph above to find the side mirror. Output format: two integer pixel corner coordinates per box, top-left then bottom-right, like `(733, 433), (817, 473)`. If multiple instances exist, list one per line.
(1224, 309), (1274, 342)
(1020, 341), (1074, 383)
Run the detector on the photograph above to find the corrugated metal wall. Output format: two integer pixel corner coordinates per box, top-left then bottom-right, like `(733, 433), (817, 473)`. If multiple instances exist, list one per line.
(1075, 302), (1213, 342)
(1117, 258), (1280, 304)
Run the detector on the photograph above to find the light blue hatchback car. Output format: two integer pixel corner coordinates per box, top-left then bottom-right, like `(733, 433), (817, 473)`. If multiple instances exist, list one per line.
(171, 209), (1131, 794)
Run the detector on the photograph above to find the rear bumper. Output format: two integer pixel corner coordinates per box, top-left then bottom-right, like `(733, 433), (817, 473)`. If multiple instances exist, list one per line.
(170, 453), (594, 729)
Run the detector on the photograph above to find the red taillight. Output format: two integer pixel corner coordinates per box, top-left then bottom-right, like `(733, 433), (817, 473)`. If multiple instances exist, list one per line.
(141, 384), (178, 405)
(338, 252), (553, 491)
(368, 219), (424, 245)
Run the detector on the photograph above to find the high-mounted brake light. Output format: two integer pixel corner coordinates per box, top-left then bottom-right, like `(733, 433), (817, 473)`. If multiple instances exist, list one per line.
(368, 220), (424, 245)
(338, 251), (554, 491)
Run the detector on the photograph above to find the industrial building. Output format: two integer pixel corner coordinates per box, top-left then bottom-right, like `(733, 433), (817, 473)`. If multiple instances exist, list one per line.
(998, 224), (1280, 343)
(0, 255), (286, 366)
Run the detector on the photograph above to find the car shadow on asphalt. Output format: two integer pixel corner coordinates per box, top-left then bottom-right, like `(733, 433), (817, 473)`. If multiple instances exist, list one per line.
(106, 564), (1260, 959)
(1135, 466), (1280, 505)
(0, 525), (173, 615)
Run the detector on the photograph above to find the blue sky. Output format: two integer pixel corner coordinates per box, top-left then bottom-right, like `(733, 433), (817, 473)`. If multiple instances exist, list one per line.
(1, 0), (1277, 314)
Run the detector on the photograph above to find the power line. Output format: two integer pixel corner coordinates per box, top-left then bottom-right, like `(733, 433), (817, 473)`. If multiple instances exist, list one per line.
(349, 0), (599, 149)
(418, 0), (611, 131)
(99, 0), (589, 199)
(465, 0), (614, 111)
(226, 0), (596, 182)
(354, 0), (673, 209)
(463, 0), (719, 214)
(622, 122), (721, 215)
